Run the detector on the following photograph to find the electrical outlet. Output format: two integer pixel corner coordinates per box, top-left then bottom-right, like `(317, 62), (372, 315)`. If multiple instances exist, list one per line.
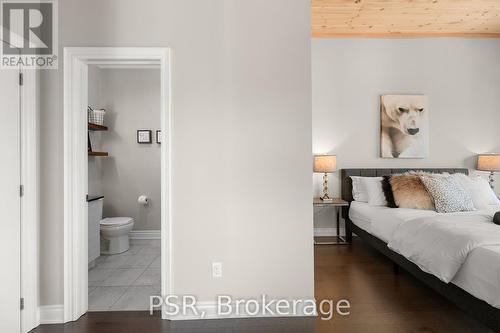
(212, 262), (222, 278)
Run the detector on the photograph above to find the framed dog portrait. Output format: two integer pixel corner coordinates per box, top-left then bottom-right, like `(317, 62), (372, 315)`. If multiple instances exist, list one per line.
(380, 95), (429, 158)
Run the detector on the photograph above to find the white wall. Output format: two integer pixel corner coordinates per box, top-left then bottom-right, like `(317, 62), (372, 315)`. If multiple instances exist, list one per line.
(313, 39), (500, 231)
(40, 0), (313, 306)
(100, 68), (161, 231)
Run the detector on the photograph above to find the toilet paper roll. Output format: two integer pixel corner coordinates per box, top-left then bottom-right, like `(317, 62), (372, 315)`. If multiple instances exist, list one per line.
(138, 195), (149, 205)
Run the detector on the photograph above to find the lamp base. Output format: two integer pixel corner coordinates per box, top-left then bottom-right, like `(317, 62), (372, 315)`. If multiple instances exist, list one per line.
(489, 171), (495, 190)
(320, 196), (334, 202)
(320, 173), (333, 202)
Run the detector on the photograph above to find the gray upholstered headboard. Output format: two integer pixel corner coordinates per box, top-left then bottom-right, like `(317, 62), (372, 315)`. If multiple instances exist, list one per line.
(340, 168), (469, 203)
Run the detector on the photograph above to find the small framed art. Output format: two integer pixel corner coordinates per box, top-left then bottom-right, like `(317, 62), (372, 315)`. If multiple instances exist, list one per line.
(156, 130), (162, 144)
(137, 130), (152, 144)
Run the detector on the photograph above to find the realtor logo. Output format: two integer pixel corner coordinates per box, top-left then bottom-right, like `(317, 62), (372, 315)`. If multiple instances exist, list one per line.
(1, 0), (58, 68)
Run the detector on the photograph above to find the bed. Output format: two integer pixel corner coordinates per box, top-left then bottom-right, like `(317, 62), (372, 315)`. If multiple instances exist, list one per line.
(341, 168), (500, 332)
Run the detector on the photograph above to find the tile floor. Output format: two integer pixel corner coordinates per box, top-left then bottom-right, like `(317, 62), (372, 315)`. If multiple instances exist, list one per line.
(88, 239), (161, 311)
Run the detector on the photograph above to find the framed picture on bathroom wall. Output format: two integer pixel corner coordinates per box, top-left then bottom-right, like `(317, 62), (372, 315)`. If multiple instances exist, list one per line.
(156, 130), (162, 144)
(137, 130), (152, 144)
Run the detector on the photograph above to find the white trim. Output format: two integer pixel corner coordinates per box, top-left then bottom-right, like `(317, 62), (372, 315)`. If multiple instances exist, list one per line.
(38, 305), (64, 325)
(97, 65), (160, 69)
(165, 300), (317, 321)
(63, 50), (88, 322)
(20, 70), (40, 332)
(129, 230), (161, 240)
(96, 61), (160, 69)
(63, 47), (172, 322)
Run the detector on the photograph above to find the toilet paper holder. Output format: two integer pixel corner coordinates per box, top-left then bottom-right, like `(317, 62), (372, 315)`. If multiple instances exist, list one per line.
(138, 195), (149, 205)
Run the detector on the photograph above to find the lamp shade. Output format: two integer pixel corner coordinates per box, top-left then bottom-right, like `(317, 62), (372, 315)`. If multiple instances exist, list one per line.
(477, 154), (500, 172)
(314, 155), (337, 173)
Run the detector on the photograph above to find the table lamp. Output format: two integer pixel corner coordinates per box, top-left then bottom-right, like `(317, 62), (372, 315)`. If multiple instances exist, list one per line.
(314, 155), (337, 201)
(477, 153), (500, 189)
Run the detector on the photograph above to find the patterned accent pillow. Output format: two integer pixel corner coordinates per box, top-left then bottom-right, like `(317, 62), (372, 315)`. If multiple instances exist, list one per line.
(420, 175), (475, 213)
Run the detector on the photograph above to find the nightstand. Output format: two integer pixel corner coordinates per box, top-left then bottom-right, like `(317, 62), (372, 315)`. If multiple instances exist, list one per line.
(313, 198), (349, 245)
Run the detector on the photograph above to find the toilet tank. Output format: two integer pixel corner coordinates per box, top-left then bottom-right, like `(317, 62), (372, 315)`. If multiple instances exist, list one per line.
(88, 197), (103, 265)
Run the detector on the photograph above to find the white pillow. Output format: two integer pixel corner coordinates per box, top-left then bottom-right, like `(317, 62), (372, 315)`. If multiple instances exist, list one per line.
(364, 177), (387, 206)
(350, 176), (368, 202)
(350, 176), (386, 205)
(453, 174), (500, 210)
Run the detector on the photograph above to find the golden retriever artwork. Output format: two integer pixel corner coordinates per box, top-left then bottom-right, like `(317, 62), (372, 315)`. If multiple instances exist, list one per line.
(380, 95), (428, 158)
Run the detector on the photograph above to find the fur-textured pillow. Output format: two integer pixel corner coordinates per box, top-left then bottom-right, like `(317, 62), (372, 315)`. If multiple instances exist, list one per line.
(390, 174), (435, 210)
(382, 176), (397, 208)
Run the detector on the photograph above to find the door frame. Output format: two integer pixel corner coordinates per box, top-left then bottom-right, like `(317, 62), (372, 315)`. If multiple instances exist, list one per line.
(63, 47), (172, 322)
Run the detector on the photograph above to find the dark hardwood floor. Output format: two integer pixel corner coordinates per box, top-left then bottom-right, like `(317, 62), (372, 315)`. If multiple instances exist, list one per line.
(32, 238), (494, 333)
(314, 237), (493, 332)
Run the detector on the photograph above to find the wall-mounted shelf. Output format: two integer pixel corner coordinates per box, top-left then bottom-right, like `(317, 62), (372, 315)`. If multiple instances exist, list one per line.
(88, 123), (108, 131)
(88, 151), (109, 157)
(88, 122), (109, 157)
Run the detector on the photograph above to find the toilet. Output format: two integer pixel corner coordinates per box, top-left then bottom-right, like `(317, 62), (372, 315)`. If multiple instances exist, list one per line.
(100, 216), (135, 255)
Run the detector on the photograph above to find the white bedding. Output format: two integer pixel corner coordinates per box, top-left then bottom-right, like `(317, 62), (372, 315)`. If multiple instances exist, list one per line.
(349, 201), (436, 242)
(347, 201), (379, 234)
(454, 245), (500, 308)
(349, 202), (500, 309)
(388, 213), (500, 283)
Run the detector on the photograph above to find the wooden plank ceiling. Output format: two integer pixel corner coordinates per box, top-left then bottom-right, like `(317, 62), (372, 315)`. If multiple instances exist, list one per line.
(312, 0), (500, 38)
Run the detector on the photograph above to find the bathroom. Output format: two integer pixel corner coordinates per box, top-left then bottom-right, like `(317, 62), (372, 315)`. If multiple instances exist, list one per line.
(87, 65), (161, 311)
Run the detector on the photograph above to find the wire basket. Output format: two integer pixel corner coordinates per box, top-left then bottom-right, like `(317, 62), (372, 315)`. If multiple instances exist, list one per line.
(88, 107), (105, 125)
(87, 107), (93, 123)
(93, 110), (105, 125)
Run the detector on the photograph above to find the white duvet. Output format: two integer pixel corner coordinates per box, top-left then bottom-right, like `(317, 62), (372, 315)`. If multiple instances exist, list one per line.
(370, 207), (435, 242)
(387, 212), (500, 283)
(349, 202), (500, 307)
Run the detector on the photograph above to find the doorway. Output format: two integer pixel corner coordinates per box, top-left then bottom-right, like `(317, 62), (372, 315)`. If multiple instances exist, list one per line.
(63, 47), (171, 322)
(87, 65), (162, 311)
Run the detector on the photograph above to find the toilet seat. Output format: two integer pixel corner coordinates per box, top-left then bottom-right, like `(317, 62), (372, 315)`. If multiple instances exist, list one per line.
(100, 217), (134, 227)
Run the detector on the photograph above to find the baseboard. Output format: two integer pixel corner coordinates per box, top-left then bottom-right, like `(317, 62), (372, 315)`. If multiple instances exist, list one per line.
(129, 230), (161, 240)
(314, 227), (344, 237)
(38, 299), (315, 323)
(38, 304), (64, 324)
(130, 227), (352, 249)
(164, 299), (317, 320)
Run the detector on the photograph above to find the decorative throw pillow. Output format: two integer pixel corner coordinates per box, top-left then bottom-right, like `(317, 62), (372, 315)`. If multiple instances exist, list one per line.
(494, 212), (500, 225)
(452, 173), (500, 210)
(390, 174), (435, 210)
(420, 175), (475, 213)
(382, 176), (397, 208)
(364, 177), (387, 206)
(350, 176), (369, 202)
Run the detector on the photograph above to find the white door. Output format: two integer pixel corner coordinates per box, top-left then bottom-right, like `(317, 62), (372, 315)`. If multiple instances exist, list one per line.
(0, 69), (21, 332)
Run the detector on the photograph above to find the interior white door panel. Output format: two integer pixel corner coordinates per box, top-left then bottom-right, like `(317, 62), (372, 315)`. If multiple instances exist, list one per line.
(0, 69), (21, 332)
